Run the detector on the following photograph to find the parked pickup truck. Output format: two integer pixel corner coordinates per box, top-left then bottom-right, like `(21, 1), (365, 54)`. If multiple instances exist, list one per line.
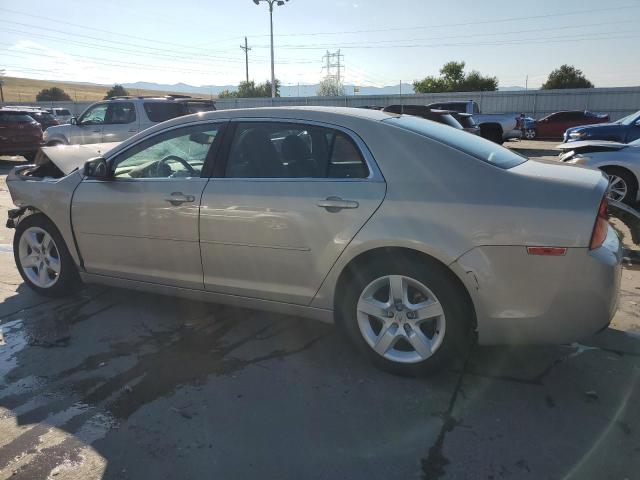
(427, 100), (521, 144)
(44, 95), (216, 146)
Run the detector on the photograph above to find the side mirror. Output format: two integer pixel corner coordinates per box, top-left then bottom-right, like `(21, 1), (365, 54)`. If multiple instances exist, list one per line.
(70, 117), (77, 125)
(83, 157), (110, 180)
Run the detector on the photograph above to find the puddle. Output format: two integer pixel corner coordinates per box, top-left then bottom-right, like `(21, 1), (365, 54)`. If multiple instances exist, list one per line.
(0, 245), (13, 253)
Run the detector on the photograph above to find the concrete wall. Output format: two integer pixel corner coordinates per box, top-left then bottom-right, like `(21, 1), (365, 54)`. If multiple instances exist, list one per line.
(6, 86), (639, 121)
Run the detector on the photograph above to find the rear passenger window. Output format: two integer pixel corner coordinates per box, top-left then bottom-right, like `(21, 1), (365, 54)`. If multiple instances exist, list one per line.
(143, 103), (185, 122)
(224, 122), (369, 179)
(106, 102), (136, 124)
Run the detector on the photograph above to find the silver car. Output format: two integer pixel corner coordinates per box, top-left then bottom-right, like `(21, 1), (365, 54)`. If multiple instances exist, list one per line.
(558, 139), (640, 205)
(6, 107), (622, 375)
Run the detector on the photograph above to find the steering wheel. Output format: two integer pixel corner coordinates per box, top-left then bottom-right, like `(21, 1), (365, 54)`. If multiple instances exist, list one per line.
(158, 155), (197, 177)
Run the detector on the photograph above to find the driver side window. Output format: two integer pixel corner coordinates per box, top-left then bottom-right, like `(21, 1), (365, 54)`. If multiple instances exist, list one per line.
(79, 104), (108, 125)
(113, 124), (220, 179)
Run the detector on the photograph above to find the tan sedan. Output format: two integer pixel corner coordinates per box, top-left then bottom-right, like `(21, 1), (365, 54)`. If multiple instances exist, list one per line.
(6, 107), (622, 375)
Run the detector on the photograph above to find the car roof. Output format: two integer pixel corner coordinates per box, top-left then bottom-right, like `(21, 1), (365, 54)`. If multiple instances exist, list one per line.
(107, 106), (399, 157)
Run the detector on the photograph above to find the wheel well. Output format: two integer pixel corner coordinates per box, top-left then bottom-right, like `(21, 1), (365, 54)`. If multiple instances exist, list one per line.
(333, 247), (477, 329)
(46, 140), (64, 146)
(600, 166), (639, 192)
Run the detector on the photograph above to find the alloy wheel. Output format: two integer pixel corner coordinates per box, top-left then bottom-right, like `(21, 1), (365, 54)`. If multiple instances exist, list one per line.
(606, 174), (628, 202)
(356, 275), (446, 364)
(18, 226), (61, 288)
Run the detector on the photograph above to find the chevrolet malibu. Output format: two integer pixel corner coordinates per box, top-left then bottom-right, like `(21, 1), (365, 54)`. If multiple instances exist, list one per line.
(6, 107), (622, 375)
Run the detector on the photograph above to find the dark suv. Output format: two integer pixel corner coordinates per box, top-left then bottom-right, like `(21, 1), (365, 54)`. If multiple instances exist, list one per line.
(0, 110), (44, 161)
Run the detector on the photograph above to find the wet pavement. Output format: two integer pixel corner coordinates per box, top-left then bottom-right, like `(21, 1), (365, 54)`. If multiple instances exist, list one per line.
(1, 156), (640, 479)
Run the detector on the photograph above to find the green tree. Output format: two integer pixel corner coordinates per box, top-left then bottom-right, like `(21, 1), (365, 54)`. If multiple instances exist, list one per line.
(317, 77), (345, 96)
(224, 79), (281, 98)
(541, 65), (594, 90)
(104, 84), (129, 99)
(36, 87), (72, 102)
(413, 61), (498, 93)
(217, 89), (237, 98)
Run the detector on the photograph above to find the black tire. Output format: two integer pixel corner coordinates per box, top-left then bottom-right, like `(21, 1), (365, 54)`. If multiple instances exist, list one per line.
(336, 255), (474, 376)
(13, 213), (79, 296)
(602, 167), (638, 205)
(46, 141), (63, 147)
(480, 125), (503, 144)
(23, 152), (36, 162)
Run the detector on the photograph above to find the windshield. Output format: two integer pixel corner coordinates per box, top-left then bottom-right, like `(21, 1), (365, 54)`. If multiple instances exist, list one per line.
(384, 114), (526, 169)
(615, 110), (640, 125)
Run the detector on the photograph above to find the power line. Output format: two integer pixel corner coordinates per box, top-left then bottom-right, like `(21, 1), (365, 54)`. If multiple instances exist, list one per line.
(253, 4), (640, 37)
(251, 30), (640, 50)
(251, 18), (638, 49)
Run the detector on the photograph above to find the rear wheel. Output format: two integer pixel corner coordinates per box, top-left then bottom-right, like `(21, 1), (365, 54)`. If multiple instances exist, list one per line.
(602, 167), (638, 205)
(337, 257), (474, 376)
(23, 152), (36, 162)
(13, 214), (79, 296)
(524, 129), (537, 140)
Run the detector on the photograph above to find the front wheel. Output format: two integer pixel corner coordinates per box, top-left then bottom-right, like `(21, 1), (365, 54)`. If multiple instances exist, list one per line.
(13, 214), (79, 296)
(337, 257), (474, 376)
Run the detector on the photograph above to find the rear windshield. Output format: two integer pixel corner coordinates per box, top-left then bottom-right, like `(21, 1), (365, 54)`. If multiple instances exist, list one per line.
(384, 115), (526, 169)
(185, 101), (216, 113)
(0, 112), (35, 122)
(143, 102), (185, 122)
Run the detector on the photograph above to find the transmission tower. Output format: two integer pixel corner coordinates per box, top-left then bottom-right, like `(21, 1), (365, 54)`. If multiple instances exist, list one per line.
(322, 50), (344, 83)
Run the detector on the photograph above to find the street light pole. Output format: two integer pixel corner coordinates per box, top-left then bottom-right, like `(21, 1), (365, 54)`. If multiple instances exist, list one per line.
(253, 0), (289, 98)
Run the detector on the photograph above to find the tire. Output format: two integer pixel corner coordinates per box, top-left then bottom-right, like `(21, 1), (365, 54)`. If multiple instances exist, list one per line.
(336, 255), (474, 376)
(13, 214), (79, 296)
(23, 152), (36, 162)
(524, 129), (537, 140)
(481, 125), (503, 144)
(602, 167), (638, 205)
(46, 141), (63, 147)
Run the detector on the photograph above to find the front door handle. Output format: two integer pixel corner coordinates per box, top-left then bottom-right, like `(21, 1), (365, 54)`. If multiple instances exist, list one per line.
(164, 192), (196, 206)
(317, 196), (359, 212)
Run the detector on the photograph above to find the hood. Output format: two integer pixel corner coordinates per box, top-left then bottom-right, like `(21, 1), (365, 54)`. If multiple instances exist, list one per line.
(36, 142), (120, 175)
(555, 139), (628, 152)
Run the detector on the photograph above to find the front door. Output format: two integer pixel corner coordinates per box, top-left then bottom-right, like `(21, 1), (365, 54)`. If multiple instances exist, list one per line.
(72, 122), (223, 289)
(74, 102), (108, 144)
(101, 102), (139, 143)
(200, 120), (386, 305)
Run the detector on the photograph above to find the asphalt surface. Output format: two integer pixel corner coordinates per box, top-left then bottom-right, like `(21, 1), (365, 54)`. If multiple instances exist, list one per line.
(1, 145), (639, 480)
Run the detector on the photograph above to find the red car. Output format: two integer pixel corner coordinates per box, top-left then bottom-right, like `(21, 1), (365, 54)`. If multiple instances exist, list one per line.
(528, 110), (609, 139)
(0, 110), (44, 161)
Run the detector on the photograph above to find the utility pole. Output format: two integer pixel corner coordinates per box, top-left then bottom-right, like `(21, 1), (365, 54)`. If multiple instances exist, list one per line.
(240, 36), (251, 84)
(0, 68), (5, 105)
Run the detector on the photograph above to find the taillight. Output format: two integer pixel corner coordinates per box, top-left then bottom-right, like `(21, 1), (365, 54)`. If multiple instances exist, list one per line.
(589, 196), (608, 250)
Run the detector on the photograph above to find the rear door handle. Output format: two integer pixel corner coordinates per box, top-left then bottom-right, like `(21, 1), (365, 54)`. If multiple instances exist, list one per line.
(317, 196), (359, 212)
(164, 192), (196, 205)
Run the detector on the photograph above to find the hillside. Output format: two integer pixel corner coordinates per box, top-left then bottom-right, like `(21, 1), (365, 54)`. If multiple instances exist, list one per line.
(0, 77), (212, 103)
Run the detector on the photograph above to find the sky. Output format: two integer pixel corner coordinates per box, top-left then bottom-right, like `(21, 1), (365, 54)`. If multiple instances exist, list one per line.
(1, 0), (639, 89)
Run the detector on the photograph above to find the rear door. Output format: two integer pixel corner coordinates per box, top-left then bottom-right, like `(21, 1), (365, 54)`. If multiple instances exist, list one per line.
(199, 120), (386, 305)
(101, 102), (139, 142)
